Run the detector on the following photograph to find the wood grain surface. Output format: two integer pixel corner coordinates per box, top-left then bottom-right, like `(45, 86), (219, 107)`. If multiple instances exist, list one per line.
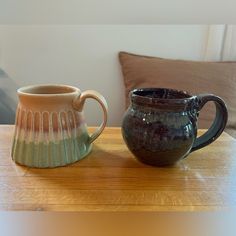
(0, 125), (235, 211)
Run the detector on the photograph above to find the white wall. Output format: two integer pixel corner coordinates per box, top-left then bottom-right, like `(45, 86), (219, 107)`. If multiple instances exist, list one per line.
(0, 0), (235, 23)
(0, 25), (209, 126)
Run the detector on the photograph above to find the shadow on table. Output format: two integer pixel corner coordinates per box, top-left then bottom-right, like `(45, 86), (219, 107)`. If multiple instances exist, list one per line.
(24, 144), (184, 193)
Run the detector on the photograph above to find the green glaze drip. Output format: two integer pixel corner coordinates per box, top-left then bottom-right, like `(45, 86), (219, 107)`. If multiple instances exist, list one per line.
(11, 132), (91, 168)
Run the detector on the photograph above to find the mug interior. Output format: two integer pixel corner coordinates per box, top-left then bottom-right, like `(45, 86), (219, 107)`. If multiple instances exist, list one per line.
(132, 88), (191, 100)
(18, 85), (78, 95)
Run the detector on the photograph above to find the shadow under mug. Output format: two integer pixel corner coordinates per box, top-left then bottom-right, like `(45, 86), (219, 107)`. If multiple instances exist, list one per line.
(122, 88), (228, 166)
(11, 84), (108, 168)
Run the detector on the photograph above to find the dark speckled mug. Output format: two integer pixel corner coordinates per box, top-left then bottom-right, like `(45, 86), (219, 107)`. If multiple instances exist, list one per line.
(122, 88), (228, 166)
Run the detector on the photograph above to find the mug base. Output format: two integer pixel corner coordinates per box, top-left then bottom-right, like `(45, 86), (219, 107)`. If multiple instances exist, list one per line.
(12, 145), (92, 169)
(134, 156), (180, 167)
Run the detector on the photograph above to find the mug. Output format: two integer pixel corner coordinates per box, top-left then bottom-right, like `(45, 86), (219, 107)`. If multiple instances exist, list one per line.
(11, 84), (108, 168)
(122, 88), (228, 166)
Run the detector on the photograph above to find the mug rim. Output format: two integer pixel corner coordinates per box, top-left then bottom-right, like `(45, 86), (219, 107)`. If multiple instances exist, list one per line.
(131, 88), (194, 102)
(130, 88), (197, 110)
(17, 84), (81, 97)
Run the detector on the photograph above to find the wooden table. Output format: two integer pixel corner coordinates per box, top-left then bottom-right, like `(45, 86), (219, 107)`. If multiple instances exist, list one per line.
(0, 125), (236, 211)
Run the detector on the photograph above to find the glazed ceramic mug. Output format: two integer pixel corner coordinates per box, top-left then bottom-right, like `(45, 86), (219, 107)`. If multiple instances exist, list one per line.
(11, 84), (108, 168)
(122, 88), (228, 166)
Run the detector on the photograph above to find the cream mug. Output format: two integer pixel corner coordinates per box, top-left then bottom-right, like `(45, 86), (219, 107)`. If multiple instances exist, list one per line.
(11, 84), (108, 168)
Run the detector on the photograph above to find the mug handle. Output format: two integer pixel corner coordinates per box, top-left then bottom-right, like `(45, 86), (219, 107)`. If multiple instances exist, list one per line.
(191, 94), (228, 152)
(73, 90), (108, 143)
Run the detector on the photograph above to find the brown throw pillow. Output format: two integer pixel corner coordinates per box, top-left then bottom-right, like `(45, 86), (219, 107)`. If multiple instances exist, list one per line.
(119, 51), (236, 138)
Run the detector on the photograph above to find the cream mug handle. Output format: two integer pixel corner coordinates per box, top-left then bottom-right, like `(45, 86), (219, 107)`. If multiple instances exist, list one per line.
(73, 90), (108, 143)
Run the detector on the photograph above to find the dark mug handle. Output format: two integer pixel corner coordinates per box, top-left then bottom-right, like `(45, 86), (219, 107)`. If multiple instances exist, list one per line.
(191, 94), (228, 152)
